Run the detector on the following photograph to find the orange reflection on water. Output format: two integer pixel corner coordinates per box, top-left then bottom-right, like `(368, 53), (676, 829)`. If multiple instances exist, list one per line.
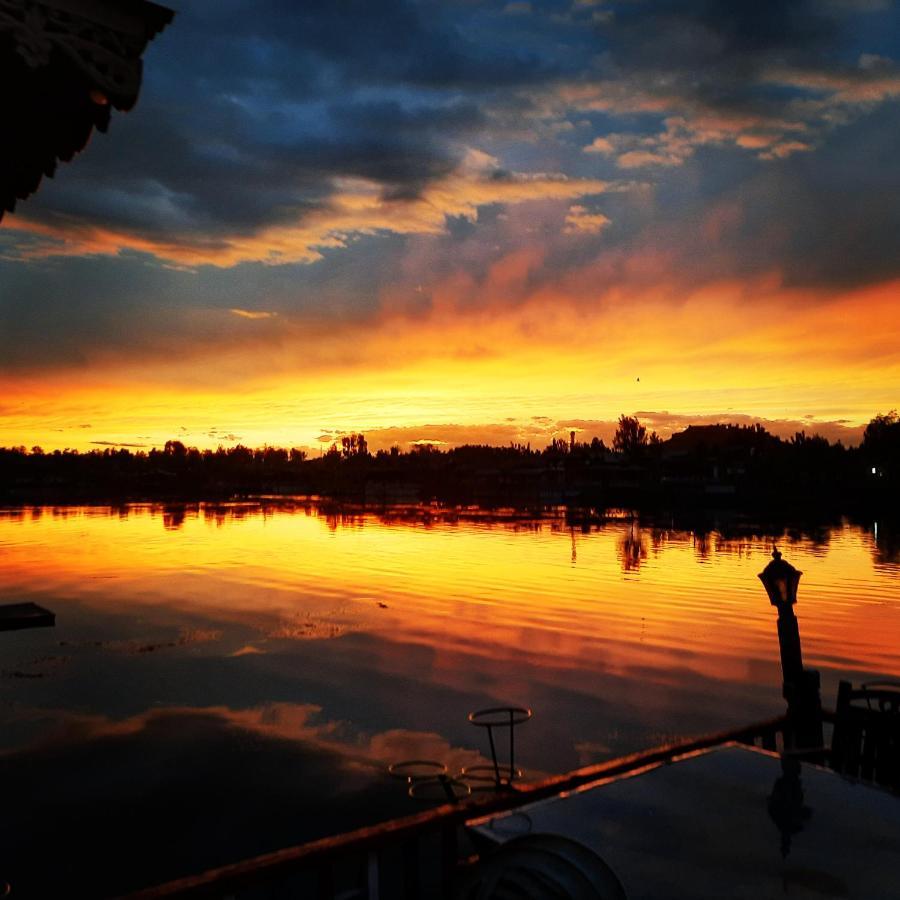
(1, 504), (897, 687)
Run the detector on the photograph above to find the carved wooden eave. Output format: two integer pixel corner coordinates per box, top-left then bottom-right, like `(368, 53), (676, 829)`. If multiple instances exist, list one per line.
(0, 0), (174, 220)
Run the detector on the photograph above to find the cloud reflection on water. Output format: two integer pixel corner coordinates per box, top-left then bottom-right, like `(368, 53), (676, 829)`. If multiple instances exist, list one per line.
(1, 702), (480, 898)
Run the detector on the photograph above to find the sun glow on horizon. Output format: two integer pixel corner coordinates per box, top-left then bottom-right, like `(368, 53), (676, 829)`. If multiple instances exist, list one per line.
(2, 276), (897, 452)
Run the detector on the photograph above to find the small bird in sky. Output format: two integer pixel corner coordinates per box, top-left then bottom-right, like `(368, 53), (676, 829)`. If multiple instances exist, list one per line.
(636, 377), (640, 382)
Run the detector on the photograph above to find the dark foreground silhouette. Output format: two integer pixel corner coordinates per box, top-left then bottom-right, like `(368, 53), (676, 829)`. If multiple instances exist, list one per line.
(2, 413), (898, 514)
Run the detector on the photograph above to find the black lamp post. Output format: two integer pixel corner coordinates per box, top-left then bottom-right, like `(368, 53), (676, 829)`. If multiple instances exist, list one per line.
(758, 547), (824, 756)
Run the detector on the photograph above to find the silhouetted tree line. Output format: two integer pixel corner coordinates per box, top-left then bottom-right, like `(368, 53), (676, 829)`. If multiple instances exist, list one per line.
(1, 412), (898, 513)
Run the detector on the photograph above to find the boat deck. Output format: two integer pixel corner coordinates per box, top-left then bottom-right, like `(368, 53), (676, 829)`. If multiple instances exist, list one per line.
(469, 742), (900, 898)
(124, 715), (803, 899)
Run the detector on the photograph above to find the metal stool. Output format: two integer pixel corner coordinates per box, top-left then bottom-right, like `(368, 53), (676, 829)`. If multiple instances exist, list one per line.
(466, 706), (533, 790)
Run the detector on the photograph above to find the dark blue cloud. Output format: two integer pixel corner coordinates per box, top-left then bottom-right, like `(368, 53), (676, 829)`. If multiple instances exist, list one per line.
(1, 0), (899, 373)
(611, 0), (838, 56)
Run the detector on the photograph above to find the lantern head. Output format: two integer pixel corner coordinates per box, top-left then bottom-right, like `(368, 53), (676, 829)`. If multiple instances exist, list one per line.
(758, 546), (802, 607)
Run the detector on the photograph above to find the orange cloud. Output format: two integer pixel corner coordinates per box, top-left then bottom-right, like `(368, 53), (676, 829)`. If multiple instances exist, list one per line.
(763, 64), (900, 105)
(588, 112), (812, 169)
(230, 309), (277, 320)
(758, 140), (813, 160)
(537, 59), (899, 170)
(564, 205), (611, 234)
(583, 136), (615, 154)
(6, 148), (616, 269)
(735, 133), (779, 150)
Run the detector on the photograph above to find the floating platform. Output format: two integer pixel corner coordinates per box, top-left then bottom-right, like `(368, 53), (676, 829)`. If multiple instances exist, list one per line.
(0, 603), (56, 632)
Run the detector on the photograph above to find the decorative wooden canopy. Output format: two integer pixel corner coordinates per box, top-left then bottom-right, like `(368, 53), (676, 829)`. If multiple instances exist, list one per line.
(0, 0), (174, 220)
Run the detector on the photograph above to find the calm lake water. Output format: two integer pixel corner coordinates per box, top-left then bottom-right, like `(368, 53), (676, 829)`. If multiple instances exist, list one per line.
(1, 502), (898, 896)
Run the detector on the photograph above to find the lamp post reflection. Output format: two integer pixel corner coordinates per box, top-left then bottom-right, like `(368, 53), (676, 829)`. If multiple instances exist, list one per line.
(767, 754), (812, 858)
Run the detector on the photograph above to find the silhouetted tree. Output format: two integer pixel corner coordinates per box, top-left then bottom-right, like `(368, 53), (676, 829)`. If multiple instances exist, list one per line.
(613, 415), (648, 456)
(164, 440), (187, 458)
(863, 412), (899, 454)
(340, 433), (369, 458)
(0, 414), (895, 510)
(862, 410), (900, 479)
(547, 437), (569, 455)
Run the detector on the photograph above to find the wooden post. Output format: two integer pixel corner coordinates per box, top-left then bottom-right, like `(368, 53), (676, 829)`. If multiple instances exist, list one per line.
(366, 851), (379, 900)
(440, 825), (458, 900)
(775, 606), (804, 685)
(316, 862), (334, 900)
(402, 839), (419, 899)
(774, 603), (823, 756)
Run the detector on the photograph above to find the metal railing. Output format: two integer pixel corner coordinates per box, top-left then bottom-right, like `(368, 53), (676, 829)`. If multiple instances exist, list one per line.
(122, 714), (792, 900)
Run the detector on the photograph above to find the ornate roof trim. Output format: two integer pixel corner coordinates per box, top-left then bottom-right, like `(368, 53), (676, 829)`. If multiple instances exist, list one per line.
(0, 0), (174, 219)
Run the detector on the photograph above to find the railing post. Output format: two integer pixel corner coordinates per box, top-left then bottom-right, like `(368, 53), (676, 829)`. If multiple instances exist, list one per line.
(317, 861), (334, 900)
(366, 850), (379, 900)
(440, 824), (458, 900)
(402, 839), (419, 899)
(782, 656), (824, 759)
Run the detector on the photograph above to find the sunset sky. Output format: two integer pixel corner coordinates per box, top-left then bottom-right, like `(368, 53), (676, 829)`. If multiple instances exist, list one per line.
(2, 0), (899, 452)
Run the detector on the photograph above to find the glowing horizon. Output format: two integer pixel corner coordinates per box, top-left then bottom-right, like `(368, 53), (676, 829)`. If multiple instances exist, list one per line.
(2, 274), (896, 452)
